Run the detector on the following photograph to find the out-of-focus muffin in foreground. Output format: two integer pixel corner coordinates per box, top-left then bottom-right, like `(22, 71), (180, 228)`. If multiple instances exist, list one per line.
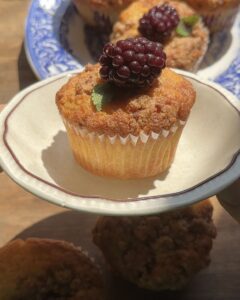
(0, 238), (104, 300)
(93, 200), (217, 291)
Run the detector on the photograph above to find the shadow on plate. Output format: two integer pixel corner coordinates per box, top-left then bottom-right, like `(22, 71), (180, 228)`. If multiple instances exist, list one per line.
(13, 210), (219, 300)
(41, 130), (167, 200)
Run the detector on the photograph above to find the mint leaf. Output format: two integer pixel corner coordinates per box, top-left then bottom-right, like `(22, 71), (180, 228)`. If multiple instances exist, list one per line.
(176, 15), (200, 37)
(91, 82), (114, 111)
(182, 15), (200, 27)
(176, 20), (190, 37)
(176, 15), (199, 37)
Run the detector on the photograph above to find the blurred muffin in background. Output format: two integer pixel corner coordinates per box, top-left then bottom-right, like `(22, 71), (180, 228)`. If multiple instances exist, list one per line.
(73, 0), (135, 25)
(0, 238), (104, 300)
(93, 200), (217, 291)
(74, 0), (135, 60)
(178, 0), (240, 33)
(111, 0), (209, 71)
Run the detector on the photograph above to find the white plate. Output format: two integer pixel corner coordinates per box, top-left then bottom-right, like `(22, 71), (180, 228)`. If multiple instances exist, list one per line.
(1, 70), (240, 216)
(25, 0), (240, 98)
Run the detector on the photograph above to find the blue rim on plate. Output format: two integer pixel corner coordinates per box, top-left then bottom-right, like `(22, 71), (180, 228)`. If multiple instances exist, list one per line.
(25, 0), (240, 98)
(25, 0), (81, 79)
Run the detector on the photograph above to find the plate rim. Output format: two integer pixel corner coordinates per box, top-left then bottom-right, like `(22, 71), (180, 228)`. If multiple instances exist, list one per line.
(1, 70), (240, 215)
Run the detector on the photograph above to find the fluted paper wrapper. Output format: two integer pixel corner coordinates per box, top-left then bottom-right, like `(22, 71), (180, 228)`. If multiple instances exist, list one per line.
(62, 118), (186, 179)
(203, 6), (238, 33)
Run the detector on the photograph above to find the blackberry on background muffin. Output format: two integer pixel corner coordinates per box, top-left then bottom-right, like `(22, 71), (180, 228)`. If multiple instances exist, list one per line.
(0, 239), (104, 300)
(179, 0), (240, 33)
(93, 200), (217, 291)
(56, 37), (196, 179)
(111, 0), (209, 71)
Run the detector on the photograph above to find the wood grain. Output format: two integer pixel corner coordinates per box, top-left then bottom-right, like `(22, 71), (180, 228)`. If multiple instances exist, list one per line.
(0, 0), (36, 105)
(0, 1), (239, 299)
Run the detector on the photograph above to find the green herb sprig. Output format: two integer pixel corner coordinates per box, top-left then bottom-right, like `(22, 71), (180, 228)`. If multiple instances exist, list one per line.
(91, 82), (114, 111)
(176, 15), (200, 37)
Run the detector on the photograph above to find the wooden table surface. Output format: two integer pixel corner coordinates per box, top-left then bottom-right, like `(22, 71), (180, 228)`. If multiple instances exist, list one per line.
(0, 1), (239, 299)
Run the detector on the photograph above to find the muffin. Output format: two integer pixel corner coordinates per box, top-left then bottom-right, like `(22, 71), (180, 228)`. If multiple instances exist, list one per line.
(111, 0), (209, 71)
(180, 0), (240, 33)
(73, 0), (134, 25)
(93, 199), (217, 291)
(74, 0), (137, 60)
(0, 238), (104, 300)
(56, 38), (196, 179)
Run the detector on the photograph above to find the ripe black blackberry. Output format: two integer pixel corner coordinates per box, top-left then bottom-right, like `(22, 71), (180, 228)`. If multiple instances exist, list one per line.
(139, 4), (180, 42)
(99, 37), (166, 87)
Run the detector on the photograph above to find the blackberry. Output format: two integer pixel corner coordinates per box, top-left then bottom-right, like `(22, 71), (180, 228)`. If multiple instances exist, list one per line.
(99, 37), (166, 87)
(139, 4), (180, 42)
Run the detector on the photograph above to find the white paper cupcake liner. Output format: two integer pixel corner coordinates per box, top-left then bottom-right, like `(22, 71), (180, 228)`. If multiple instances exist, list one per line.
(61, 117), (187, 178)
(62, 118), (186, 146)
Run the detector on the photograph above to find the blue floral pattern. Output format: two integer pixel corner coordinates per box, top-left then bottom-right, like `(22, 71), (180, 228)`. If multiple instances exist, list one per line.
(216, 54), (240, 97)
(25, 0), (240, 98)
(25, 0), (81, 78)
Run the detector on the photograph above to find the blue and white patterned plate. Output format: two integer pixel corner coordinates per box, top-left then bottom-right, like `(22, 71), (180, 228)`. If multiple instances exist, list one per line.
(25, 0), (240, 97)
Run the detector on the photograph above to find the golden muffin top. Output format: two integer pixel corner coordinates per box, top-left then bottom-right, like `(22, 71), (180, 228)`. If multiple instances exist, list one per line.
(56, 64), (196, 136)
(111, 0), (209, 71)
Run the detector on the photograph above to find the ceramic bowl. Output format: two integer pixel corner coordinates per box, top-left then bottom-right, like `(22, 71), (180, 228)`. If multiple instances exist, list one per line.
(0, 70), (240, 216)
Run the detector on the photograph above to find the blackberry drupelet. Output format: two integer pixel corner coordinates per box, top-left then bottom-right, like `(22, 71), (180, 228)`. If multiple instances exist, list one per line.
(139, 4), (180, 42)
(99, 37), (166, 87)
